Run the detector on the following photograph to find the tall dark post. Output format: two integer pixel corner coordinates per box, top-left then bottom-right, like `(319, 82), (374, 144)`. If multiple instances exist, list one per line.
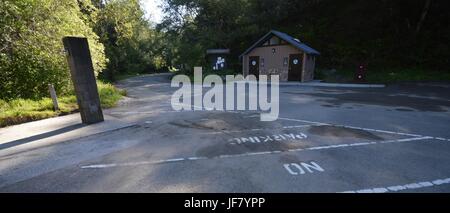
(63, 37), (104, 124)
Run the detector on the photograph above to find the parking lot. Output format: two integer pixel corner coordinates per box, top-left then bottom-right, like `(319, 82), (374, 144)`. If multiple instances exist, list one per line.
(1, 74), (450, 192)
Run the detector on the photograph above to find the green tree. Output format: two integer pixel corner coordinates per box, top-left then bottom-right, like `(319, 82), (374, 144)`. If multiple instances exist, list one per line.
(94, 0), (164, 81)
(0, 0), (106, 100)
(159, 0), (450, 73)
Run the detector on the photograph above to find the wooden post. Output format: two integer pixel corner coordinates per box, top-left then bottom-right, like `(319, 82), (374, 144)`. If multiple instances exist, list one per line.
(48, 84), (59, 111)
(62, 37), (104, 124)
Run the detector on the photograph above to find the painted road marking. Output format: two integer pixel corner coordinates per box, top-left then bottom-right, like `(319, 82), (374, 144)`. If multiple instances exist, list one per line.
(228, 132), (307, 145)
(284, 161), (324, 175)
(80, 136), (433, 169)
(341, 178), (450, 193)
(278, 117), (450, 141)
(112, 101), (450, 142)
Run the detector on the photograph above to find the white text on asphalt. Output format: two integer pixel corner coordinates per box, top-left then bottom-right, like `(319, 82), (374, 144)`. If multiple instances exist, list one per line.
(229, 132), (307, 144)
(283, 161), (324, 175)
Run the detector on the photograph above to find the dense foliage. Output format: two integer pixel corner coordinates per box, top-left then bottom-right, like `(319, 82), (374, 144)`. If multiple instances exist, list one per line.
(1, 0), (449, 101)
(0, 0), (106, 100)
(93, 0), (166, 81)
(0, 0), (163, 100)
(158, 0), (450, 73)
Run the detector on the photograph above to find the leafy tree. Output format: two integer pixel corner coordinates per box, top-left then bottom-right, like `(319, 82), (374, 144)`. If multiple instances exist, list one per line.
(159, 0), (450, 73)
(94, 0), (164, 81)
(0, 0), (106, 100)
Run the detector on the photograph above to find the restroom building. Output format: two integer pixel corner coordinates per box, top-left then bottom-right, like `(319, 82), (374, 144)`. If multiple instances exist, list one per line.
(240, 30), (320, 82)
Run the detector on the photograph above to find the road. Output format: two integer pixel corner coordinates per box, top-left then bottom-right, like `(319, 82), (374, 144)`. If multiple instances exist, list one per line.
(1, 73), (450, 192)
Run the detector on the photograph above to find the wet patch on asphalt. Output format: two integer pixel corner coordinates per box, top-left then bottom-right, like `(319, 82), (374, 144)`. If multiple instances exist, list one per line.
(195, 139), (297, 158)
(321, 104), (338, 108)
(308, 126), (384, 141)
(395, 108), (415, 112)
(286, 90), (449, 112)
(167, 113), (288, 132)
(169, 120), (217, 130)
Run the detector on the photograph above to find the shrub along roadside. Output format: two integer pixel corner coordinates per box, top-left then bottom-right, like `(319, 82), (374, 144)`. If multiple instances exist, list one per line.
(0, 81), (126, 128)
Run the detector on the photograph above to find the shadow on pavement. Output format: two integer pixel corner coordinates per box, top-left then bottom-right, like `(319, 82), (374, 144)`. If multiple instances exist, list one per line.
(0, 123), (86, 150)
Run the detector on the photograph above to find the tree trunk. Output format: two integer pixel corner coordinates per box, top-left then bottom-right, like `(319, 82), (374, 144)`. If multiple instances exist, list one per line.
(415, 0), (432, 35)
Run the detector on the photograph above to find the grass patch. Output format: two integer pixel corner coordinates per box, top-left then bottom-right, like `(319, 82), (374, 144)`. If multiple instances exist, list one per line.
(98, 81), (127, 108)
(317, 68), (450, 84)
(0, 81), (126, 127)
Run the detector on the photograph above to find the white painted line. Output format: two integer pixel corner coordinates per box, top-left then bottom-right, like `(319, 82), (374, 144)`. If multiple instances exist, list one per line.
(372, 188), (389, 193)
(245, 151), (273, 156)
(386, 185), (406, 192)
(348, 142), (372, 146)
(340, 178), (450, 193)
(80, 158), (187, 169)
(278, 117), (450, 140)
(81, 136), (435, 169)
(278, 117), (328, 125)
(164, 103), (450, 142)
(164, 158), (185, 162)
(187, 157), (208, 161)
(379, 136), (433, 144)
(81, 164), (118, 169)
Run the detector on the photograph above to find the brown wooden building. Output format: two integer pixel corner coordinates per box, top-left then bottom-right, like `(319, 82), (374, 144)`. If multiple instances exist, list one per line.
(240, 30), (320, 82)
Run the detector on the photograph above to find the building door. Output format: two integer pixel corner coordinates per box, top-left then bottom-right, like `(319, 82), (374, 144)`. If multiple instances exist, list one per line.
(249, 56), (259, 77)
(288, 54), (303, 81)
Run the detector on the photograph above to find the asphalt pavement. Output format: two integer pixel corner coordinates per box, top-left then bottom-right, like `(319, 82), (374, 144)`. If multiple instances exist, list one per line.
(1, 73), (449, 192)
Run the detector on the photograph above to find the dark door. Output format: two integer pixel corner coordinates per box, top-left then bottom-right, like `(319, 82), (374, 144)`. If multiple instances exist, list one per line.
(288, 54), (303, 81)
(248, 56), (259, 77)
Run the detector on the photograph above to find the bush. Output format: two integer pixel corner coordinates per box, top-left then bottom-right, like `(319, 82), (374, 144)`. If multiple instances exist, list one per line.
(97, 81), (126, 108)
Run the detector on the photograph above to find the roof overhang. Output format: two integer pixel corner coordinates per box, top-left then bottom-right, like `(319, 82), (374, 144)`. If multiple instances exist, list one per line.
(239, 30), (320, 59)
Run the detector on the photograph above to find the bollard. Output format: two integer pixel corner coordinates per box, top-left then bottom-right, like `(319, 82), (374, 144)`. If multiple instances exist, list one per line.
(48, 84), (59, 111)
(62, 37), (104, 124)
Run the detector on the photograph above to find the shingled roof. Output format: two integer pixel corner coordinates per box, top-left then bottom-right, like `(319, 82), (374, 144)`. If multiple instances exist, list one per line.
(240, 30), (320, 58)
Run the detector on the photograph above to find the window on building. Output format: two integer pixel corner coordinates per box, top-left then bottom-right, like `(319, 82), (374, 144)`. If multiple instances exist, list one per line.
(269, 36), (280, 45)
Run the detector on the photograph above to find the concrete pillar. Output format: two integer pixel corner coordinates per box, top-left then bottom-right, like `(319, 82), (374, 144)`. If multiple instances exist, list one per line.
(62, 37), (104, 124)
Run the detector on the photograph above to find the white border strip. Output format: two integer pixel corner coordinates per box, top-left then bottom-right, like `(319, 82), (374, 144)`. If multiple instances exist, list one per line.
(341, 178), (450, 193)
